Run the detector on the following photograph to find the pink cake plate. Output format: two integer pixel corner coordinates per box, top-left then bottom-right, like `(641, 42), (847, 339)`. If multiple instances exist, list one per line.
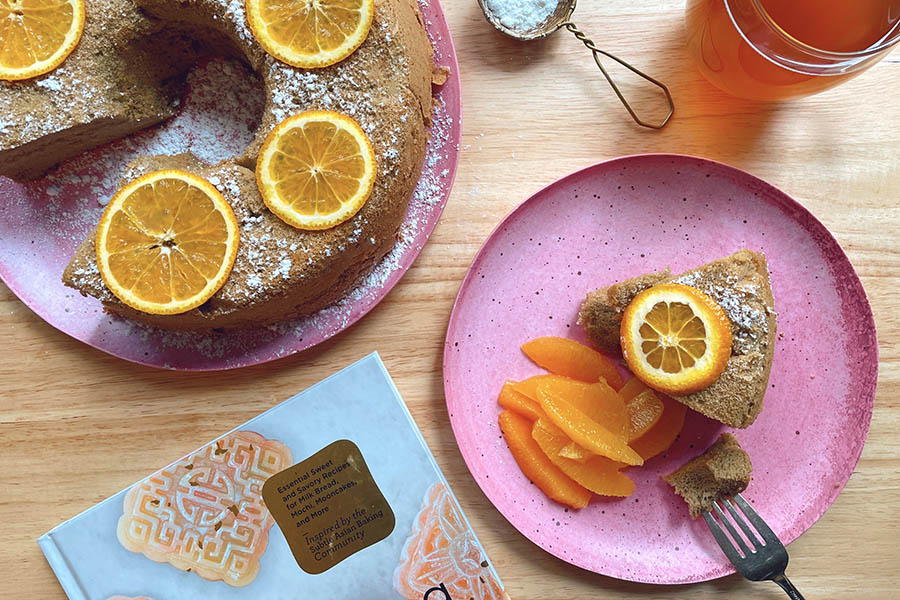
(0, 0), (460, 371)
(443, 154), (877, 584)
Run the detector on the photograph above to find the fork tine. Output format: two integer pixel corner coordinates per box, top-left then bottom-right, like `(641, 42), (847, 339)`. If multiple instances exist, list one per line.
(703, 510), (743, 564)
(734, 494), (782, 545)
(723, 497), (764, 549)
(712, 501), (752, 557)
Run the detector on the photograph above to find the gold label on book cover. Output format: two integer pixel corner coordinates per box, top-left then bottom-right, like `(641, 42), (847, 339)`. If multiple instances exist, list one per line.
(263, 439), (395, 574)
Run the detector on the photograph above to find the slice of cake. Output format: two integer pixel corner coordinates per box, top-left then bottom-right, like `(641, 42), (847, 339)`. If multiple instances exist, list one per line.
(577, 249), (776, 428)
(664, 433), (752, 518)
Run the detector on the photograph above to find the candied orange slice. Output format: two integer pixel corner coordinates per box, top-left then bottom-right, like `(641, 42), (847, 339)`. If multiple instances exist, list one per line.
(626, 389), (665, 442)
(629, 392), (687, 461)
(497, 382), (543, 422)
(245, 0), (374, 69)
(521, 337), (624, 390)
(95, 170), (239, 315)
(621, 284), (732, 396)
(537, 384), (643, 466)
(256, 110), (377, 231)
(498, 411), (592, 509)
(532, 419), (635, 497)
(0, 0), (85, 81)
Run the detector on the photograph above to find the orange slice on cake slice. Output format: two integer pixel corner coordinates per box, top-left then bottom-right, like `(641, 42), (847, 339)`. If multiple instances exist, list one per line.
(621, 283), (732, 396)
(255, 110), (377, 231)
(0, 0), (85, 81)
(95, 170), (240, 315)
(245, 0), (375, 69)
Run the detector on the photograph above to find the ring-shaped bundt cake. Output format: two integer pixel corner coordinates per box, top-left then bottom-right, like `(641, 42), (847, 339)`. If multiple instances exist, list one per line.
(0, 0), (436, 329)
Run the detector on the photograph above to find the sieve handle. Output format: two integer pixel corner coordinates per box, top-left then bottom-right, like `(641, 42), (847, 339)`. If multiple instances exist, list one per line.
(563, 22), (674, 129)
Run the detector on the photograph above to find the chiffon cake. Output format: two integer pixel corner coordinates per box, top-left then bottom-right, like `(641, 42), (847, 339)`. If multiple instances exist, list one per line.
(2, 0), (436, 329)
(578, 250), (777, 428)
(664, 432), (753, 518)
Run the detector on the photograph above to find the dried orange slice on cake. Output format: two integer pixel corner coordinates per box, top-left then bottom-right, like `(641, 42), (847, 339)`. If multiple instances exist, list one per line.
(256, 110), (377, 230)
(620, 283), (732, 395)
(95, 170), (240, 315)
(245, 0), (375, 69)
(0, 0), (85, 81)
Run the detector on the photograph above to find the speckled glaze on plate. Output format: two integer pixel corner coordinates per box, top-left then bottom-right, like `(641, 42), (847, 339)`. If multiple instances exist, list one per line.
(443, 154), (877, 584)
(0, 0), (460, 371)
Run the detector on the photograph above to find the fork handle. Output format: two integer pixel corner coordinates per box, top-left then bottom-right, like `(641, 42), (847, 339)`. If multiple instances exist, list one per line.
(773, 574), (805, 599)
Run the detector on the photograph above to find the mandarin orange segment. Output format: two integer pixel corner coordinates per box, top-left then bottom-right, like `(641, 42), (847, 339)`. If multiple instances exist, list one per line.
(497, 382), (544, 422)
(521, 336), (624, 390)
(558, 441), (590, 462)
(629, 392), (688, 461)
(511, 374), (569, 401)
(498, 411), (592, 509)
(532, 419), (635, 497)
(0, 0), (85, 81)
(626, 389), (665, 442)
(618, 376), (647, 404)
(516, 376), (624, 431)
(536, 383), (643, 466)
(245, 0), (375, 69)
(581, 382), (628, 439)
(539, 377), (628, 440)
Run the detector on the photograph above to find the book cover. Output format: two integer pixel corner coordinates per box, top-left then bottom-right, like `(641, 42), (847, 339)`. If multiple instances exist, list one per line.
(39, 353), (507, 600)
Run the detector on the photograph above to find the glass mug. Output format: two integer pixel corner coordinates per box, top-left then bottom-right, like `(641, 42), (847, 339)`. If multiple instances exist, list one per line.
(685, 0), (900, 100)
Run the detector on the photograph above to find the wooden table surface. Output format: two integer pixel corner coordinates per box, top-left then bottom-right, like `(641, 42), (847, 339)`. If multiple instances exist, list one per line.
(2, 1), (898, 598)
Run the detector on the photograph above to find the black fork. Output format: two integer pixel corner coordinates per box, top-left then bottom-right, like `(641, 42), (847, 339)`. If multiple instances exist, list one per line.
(703, 494), (805, 599)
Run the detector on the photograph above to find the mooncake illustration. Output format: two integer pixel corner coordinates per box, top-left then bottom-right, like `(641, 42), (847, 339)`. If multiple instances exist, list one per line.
(393, 482), (507, 600)
(116, 430), (292, 587)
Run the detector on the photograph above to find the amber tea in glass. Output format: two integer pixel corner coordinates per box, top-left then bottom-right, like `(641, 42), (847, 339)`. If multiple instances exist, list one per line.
(686, 0), (900, 100)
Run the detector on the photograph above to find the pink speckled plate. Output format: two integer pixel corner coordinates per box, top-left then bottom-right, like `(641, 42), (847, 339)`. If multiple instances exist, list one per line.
(443, 154), (877, 584)
(0, 0), (460, 371)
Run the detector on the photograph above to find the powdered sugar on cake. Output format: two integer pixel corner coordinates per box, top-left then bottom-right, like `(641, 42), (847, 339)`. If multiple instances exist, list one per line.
(0, 0), (458, 367)
(26, 57), (263, 219)
(674, 272), (769, 355)
(108, 91), (453, 364)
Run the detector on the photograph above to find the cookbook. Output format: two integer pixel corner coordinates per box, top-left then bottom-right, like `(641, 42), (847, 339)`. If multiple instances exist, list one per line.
(39, 353), (507, 600)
